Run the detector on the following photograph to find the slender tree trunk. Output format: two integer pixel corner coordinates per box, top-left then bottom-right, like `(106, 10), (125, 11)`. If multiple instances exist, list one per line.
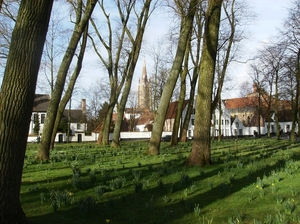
(292, 49), (300, 141)
(148, 0), (198, 155)
(37, 0), (96, 161)
(171, 41), (190, 145)
(218, 100), (222, 141)
(186, 0), (222, 167)
(180, 74), (197, 142)
(111, 0), (152, 148)
(50, 26), (88, 149)
(0, 1), (53, 222)
(275, 73), (280, 140)
(180, 8), (203, 142)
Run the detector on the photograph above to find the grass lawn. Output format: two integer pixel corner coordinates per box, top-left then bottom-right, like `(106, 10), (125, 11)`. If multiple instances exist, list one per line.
(21, 138), (300, 223)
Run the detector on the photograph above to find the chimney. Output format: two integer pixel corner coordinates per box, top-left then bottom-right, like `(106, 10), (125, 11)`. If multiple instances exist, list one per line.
(253, 83), (258, 93)
(81, 99), (86, 121)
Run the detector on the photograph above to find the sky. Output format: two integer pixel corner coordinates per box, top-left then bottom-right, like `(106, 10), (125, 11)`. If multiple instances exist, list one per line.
(220, 0), (292, 98)
(76, 0), (294, 103)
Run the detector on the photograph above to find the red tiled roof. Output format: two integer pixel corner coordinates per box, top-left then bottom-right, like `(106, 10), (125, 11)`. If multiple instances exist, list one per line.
(224, 96), (259, 109)
(165, 100), (189, 119)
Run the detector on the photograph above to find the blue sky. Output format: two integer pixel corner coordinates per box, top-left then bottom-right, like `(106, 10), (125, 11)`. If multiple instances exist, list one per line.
(223, 0), (292, 98)
(78, 0), (293, 102)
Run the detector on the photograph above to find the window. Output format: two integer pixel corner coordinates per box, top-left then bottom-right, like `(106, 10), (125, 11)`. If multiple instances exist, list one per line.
(34, 114), (39, 123)
(41, 114), (45, 124)
(191, 119), (194, 125)
(77, 123), (81, 130)
(216, 119), (218, 125)
(221, 120), (224, 125)
(225, 119), (229, 125)
(235, 122), (239, 128)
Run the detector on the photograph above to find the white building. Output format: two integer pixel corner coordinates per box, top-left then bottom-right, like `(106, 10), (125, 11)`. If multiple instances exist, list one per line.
(28, 94), (88, 143)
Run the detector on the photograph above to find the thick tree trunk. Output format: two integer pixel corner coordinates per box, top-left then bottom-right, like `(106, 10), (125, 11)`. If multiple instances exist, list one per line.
(37, 1), (96, 161)
(148, 0), (198, 155)
(0, 1), (53, 223)
(186, 0), (222, 167)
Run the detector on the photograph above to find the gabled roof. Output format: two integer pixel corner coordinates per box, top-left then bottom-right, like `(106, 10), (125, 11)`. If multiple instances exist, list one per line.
(32, 94), (50, 112)
(62, 110), (84, 123)
(224, 96), (259, 109)
(32, 94), (86, 123)
(165, 100), (189, 119)
(136, 110), (154, 125)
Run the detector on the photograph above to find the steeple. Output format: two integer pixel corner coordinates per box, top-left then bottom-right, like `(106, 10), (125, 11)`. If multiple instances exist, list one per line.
(137, 60), (151, 110)
(142, 59), (147, 82)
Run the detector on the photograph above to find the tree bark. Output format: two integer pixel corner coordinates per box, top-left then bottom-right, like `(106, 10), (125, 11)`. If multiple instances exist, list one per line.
(171, 42), (190, 145)
(186, 0), (222, 167)
(50, 25), (89, 149)
(148, 0), (198, 155)
(0, 1), (53, 222)
(111, 0), (152, 148)
(37, 0), (96, 160)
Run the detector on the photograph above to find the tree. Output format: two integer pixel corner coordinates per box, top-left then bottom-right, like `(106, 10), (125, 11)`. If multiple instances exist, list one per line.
(148, 38), (172, 112)
(111, 0), (155, 148)
(85, 80), (110, 132)
(179, 4), (205, 142)
(0, 1), (53, 222)
(0, 1), (20, 69)
(282, 0), (300, 141)
(37, 0), (96, 161)
(186, 0), (222, 167)
(171, 39), (190, 145)
(49, 24), (89, 149)
(89, 0), (156, 146)
(33, 113), (40, 135)
(148, 0), (198, 155)
(38, 4), (69, 94)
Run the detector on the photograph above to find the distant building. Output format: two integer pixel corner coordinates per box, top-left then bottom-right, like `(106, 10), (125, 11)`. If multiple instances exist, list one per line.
(137, 60), (151, 110)
(28, 94), (88, 142)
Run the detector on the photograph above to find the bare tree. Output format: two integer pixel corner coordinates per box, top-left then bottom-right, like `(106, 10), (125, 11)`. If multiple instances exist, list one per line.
(38, 4), (69, 93)
(186, 0), (222, 167)
(148, 0), (198, 155)
(85, 79), (110, 132)
(89, 0), (156, 146)
(37, 0), (97, 161)
(0, 1), (20, 69)
(179, 3), (205, 142)
(282, 0), (300, 140)
(0, 1), (53, 222)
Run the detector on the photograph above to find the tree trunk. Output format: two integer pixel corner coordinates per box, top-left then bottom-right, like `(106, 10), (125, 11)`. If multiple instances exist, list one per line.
(0, 1), (53, 223)
(186, 0), (222, 167)
(111, 0), (152, 148)
(50, 26), (88, 149)
(171, 41), (190, 145)
(37, 1), (96, 160)
(291, 49), (300, 141)
(180, 8), (203, 142)
(148, 0), (198, 155)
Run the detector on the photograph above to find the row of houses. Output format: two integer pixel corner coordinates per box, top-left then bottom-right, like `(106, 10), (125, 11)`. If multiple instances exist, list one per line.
(126, 83), (295, 139)
(29, 84), (296, 143)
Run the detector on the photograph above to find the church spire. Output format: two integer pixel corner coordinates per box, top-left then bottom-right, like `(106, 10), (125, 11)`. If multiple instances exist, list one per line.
(142, 59), (147, 82)
(137, 59), (151, 110)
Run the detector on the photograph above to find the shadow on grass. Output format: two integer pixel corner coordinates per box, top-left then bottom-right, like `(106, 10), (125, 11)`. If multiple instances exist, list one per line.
(25, 140), (299, 224)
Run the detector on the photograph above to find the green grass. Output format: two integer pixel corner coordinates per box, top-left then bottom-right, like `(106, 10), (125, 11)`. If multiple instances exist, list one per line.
(21, 138), (300, 223)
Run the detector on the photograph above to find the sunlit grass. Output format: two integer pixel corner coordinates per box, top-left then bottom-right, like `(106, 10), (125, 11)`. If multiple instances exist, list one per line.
(22, 138), (300, 223)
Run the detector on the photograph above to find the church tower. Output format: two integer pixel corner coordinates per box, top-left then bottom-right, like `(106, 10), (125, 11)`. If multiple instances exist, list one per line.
(138, 60), (151, 110)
